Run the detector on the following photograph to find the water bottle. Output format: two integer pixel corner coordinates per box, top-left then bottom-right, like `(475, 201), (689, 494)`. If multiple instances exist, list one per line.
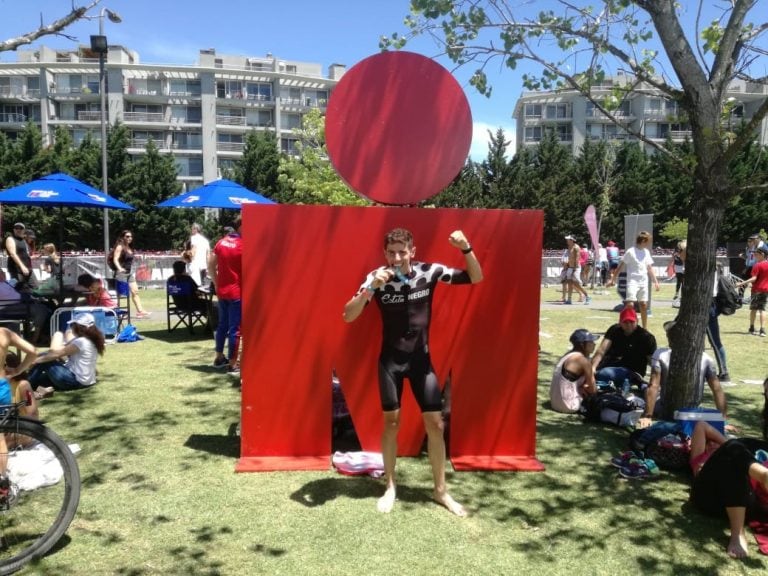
(621, 378), (631, 397)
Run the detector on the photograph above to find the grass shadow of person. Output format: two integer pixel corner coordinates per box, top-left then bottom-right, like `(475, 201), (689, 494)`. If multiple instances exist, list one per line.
(290, 476), (433, 509)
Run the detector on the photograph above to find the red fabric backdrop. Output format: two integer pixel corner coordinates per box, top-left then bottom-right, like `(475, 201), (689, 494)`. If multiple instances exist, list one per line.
(236, 206), (544, 472)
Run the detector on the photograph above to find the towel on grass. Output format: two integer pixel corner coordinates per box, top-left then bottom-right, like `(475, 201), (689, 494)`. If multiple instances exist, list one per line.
(7, 443), (80, 492)
(332, 451), (384, 478)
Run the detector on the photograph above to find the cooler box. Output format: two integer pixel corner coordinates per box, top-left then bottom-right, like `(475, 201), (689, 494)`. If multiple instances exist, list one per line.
(49, 306), (119, 343)
(674, 408), (725, 436)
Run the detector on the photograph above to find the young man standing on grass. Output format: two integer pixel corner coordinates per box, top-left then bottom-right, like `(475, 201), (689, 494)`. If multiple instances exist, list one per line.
(737, 245), (768, 337)
(564, 235), (590, 305)
(343, 228), (482, 516)
(208, 217), (243, 373)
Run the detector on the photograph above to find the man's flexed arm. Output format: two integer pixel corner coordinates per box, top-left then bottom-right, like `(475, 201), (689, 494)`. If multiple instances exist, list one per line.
(448, 230), (483, 283)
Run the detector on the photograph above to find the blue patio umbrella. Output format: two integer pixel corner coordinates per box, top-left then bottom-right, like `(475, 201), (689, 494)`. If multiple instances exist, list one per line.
(0, 172), (135, 210)
(156, 178), (275, 209)
(0, 172), (135, 291)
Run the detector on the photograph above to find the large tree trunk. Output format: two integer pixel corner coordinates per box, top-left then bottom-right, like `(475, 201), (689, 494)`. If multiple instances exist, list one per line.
(662, 167), (727, 419)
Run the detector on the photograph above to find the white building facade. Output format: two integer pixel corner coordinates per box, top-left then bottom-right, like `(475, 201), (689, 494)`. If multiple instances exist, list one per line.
(513, 75), (768, 153)
(0, 45), (345, 189)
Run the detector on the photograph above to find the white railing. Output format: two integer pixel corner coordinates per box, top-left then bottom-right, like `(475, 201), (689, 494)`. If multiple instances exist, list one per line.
(123, 111), (165, 122)
(0, 113), (26, 123)
(216, 142), (244, 152)
(49, 86), (99, 95)
(171, 141), (203, 150)
(216, 115), (247, 126)
(77, 111), (102, 121)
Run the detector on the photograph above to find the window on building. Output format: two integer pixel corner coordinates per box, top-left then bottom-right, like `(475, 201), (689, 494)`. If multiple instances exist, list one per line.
(524, 103), (542, 118)
(524, 126), (542, 142)
(280, 113), (302, 130)
(26, 76), (40, 96)
(171, 106), (201, 123)
(0, 104), (27, 123)
(247, 109), (272, 127)
(281, 139), (298, 154)
(246, 82), (272, 101)
(555, 124), (572, 141)
(218, 158), (237, 173)
(545, 103), (570, 119)
(176, 157), (204, 177)
(172, 132), (202, 149)
(216, 81), (243, 99)
(170, 79), (201, 96)
(285, 64), (297, 74)
(647, 98), (663, 113)
(217, 133), (243, 144)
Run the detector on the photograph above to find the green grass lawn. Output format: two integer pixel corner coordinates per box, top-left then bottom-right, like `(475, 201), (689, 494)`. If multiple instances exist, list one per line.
(20, 285), (768, 575)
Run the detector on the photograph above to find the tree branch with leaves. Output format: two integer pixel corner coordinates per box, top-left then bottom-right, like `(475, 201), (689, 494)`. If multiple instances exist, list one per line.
(383, 0), (768, 417)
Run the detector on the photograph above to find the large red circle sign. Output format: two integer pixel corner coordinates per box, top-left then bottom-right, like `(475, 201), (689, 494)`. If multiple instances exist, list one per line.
(325, 51), (472, 205)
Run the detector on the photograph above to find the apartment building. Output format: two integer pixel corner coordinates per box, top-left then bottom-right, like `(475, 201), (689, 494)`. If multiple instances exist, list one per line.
(0, 45), (345, 188)
(513, 74), (768, 153)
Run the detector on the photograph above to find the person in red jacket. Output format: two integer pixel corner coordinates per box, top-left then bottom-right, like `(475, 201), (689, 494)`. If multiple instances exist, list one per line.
(208, 217), (243, 372)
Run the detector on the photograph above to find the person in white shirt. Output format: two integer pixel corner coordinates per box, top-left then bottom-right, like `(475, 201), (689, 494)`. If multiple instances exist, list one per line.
(187, 223), (210, 286)
(609, 230), (660, 328)
(28, 312), (105, 391)
(639, 320), (727, 428)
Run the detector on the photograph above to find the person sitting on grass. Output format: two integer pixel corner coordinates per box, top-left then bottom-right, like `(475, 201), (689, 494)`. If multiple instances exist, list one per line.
(77, 273), (117, 308)
(4, 352), (45, 420)
(550, 328), (599, 413)
(28, 312), (104, 392)
(638, 320), (727, 429)
(689, 420), (768, 559)
(592, 306), (657, 388)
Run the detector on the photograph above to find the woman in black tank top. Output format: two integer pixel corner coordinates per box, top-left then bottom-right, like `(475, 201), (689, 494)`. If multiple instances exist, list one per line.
(112, 230), (149, 317)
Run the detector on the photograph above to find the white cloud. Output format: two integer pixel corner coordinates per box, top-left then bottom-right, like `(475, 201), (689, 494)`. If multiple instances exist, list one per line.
(469, 121), (517, 162)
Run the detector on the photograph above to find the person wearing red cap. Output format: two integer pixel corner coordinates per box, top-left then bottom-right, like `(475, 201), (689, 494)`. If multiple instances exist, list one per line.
(592, 306), (657, 386)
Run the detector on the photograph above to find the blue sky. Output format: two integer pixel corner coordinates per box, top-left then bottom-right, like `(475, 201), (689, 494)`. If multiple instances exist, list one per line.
(0, 0), (520, 160)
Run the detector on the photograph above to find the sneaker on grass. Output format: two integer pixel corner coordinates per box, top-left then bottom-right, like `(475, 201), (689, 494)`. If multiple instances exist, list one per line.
(619, 459), (660, 480)
(213, 357), (229, 368)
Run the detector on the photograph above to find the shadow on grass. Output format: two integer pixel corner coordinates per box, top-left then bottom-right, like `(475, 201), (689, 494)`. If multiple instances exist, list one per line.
(184, 433), (240, 459)
(465, 403), (759, 574)
(290, 476), (433, 509)
(137, 328), (213, 345)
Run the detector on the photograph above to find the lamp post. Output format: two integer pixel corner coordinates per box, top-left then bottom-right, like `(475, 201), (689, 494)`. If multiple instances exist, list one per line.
(90, 8), (122, 277)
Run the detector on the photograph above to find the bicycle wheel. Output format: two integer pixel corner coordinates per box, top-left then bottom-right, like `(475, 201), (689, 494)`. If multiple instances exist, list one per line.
(0, 418), (80, 574)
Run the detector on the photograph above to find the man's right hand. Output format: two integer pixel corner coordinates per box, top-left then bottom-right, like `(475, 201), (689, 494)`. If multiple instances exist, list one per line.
(370, 267), (394, 289)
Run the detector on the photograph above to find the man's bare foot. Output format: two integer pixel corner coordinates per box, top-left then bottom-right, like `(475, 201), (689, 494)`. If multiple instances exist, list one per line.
(377, 486), (396, 513)
(727, 533), (748, 559)
(434, 491), (467, 517)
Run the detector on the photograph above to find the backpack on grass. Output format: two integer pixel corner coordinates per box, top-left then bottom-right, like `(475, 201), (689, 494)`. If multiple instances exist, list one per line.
(629, 421), (690, 471)
(715, 270), (743, 315)
(581, 391), (643, 427)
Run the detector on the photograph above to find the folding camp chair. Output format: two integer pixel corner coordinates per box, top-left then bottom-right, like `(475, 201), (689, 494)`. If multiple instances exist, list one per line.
(166, 277), (208, 333)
